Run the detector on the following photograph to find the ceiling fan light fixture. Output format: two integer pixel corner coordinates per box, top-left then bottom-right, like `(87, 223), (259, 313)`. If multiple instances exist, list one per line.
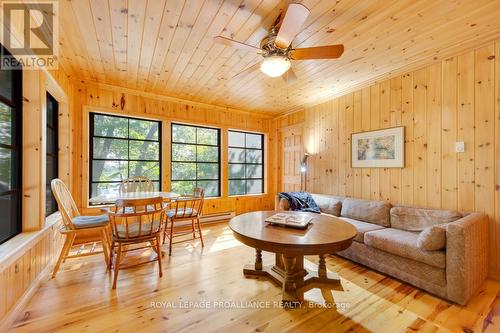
(260, 55), (291, 77)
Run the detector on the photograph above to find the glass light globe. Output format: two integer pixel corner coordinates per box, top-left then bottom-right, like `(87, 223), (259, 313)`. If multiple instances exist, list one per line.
(260, 56), (291, 77)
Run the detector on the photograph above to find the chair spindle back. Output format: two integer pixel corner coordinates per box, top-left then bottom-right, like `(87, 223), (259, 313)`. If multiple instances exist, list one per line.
(171, 188), (205, 218)
(119, 176), (154, 193)
(108, 197), (164, 240)
(51, 179), (80, 230)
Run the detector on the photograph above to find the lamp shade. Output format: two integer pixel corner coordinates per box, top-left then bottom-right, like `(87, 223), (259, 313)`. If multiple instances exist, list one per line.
(260, 56), (291, 77)
(300, 153), (309, 173)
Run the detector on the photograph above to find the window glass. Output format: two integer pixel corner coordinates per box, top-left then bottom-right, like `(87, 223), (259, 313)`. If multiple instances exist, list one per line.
(171, 124), (220, 197)
(89, 113), (161, 203)
(0, 44), (22, 243)
(228, 131), (264, 195)
(45, 93), (59, 216)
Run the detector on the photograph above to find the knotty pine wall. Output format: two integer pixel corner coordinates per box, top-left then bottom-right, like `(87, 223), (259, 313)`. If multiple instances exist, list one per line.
(71, 82), (278, 217)
(277, 40), (500, 279)
(0, 67), (72, 325)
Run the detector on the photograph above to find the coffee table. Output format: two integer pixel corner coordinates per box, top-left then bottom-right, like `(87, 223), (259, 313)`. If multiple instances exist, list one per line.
(229, 211), (356, 306)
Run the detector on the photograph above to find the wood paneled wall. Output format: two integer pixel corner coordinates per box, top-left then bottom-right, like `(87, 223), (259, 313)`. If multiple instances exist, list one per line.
(71, 82), (278, 217)
(0, 220), (63, 328)
(0, 67), (72, 326)
(277, 39), (500, 279)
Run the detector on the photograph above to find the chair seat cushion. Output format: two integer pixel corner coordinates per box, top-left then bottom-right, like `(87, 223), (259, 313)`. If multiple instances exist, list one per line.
(116, 220), (162, 238)
(72, 214), (109, 229)
(167, 208), (197, 218)
(338, 217), (385, 243)
(364, 228), (446, 269)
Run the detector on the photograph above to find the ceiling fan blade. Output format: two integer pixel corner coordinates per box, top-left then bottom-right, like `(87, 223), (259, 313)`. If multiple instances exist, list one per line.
(275, 3), (310, 49)
(290, 45), (345, 60)
(272, 12), (283, 29)
(282, 67), (298, 84)
(231, 62), (261, 80)
(214, 36), (261, 53)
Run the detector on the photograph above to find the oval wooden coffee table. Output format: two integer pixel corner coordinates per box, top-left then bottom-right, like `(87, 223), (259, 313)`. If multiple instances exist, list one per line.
(229, 211), (357, 307)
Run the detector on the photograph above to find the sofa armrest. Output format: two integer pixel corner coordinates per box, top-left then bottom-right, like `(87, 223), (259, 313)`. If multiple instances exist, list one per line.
(274, 195), (290, 211)
(446, 212), (489, 305)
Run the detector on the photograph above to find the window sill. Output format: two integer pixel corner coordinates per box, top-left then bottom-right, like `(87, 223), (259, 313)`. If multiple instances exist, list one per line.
(228, 193), (267, 198)
(0, 212), (62, 271)
(45, 211), (63, 226)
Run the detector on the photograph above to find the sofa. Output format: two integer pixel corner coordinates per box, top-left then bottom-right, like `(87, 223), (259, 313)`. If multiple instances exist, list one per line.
(275, 193), (489, 305)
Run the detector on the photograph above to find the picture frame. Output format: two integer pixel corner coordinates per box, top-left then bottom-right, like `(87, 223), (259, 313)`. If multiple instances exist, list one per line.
(351, 126), (405, 168)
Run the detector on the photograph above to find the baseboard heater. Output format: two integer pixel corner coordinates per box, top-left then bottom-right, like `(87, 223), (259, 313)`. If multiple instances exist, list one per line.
(200, 211), (235, 223)
(171, 212), (235, 227)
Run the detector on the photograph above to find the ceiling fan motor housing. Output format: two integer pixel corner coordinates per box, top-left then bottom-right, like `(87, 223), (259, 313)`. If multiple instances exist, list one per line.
(260, 33), (291, 59)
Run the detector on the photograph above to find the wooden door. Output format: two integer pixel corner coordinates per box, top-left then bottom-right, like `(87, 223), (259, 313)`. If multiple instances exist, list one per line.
(279, 126), (303, 192)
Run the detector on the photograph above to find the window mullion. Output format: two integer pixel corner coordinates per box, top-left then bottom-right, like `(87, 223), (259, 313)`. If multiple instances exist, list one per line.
(171, 123), (220, 197)
(89, 113), (161, 203)
(228, 131), (263, 196)
(127, 119), (130, 180)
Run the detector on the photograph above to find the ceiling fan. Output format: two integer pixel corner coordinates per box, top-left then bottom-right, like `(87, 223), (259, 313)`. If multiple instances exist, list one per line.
(214, 3), (344, 82)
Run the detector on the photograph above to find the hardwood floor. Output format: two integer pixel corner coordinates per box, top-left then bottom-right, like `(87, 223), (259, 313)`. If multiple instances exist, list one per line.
(9, 222), (500, 333)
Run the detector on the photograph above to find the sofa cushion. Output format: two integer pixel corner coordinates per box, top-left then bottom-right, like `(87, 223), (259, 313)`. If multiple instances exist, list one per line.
(390, 206), (462, 231)
(340, 198), (391, 227)
(311, 194), (343, 216)
(364, 228), (445, 269)
(338, 217), (385, 243)
(417, 225), (446, 251)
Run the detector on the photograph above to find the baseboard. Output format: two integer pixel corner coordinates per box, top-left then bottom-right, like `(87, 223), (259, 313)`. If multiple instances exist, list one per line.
(488, 271), (500, 281)
(0, 263), (53, 332)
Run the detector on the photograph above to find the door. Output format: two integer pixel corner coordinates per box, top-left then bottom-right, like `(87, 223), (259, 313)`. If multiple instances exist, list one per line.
(279, 126), (303, 192)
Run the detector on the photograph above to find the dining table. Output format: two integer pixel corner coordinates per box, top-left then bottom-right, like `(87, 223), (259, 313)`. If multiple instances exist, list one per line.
(89, 191), (180, 258)
(89, 191), (180, 205)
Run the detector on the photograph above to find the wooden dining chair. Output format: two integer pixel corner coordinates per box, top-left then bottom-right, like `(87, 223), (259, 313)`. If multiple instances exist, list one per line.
(108, 197), (165, 289)
(163, 188), (205, 256)
(50, 179), (110, 277)
(119, 176), (154, 193)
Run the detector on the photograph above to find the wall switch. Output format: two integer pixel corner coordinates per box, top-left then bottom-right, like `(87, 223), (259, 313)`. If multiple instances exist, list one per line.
(455, 142), (465, 153)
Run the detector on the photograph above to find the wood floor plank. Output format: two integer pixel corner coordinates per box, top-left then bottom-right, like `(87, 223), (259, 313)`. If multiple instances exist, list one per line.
(9, 223), (500, 333)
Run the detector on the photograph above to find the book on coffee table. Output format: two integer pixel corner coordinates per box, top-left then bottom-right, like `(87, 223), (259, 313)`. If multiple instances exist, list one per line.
(264, 213), (313, 229)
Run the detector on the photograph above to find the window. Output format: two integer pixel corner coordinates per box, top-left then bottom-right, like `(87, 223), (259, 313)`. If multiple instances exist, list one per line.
(228, 131), (264, 195)
(89, 113), (161, 202)
(0, 45), (22, 243)
(45, 93), (58, 216)
(171, 123), (220, 197)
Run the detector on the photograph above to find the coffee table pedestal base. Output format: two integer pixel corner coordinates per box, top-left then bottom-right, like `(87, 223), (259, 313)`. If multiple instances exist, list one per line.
(243, 251), (341, 307)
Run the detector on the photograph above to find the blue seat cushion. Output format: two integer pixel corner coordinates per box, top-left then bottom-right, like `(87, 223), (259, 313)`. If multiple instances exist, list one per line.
(72, 214), (109, 229)
(167, 208), (197, 218)
(116, 220), (162, 238)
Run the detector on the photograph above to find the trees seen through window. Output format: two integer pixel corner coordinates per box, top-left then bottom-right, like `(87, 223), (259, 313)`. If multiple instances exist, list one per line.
(89, 113), (161, 202)
(171, 124), (220, 197)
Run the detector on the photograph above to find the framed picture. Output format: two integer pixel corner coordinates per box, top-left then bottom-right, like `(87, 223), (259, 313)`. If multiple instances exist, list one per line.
(351, 126), (404, 168)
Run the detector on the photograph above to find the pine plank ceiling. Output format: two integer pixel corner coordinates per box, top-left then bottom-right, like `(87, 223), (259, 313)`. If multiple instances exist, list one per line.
(58, 0), (500, 114)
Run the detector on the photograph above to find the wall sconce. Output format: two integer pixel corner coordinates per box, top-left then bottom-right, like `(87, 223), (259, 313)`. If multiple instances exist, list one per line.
(300, 153), (309, 192)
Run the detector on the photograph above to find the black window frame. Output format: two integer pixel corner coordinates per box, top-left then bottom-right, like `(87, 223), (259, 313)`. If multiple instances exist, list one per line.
(0, 45), (23, 244)
(89, 112), (162, 204)
(45, 92), (58, 216)
(170, 123), (221, 197)
(228, 130), (265, 196)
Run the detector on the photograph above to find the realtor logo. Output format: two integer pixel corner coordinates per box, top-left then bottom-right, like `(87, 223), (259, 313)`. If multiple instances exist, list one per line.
(1, 0), (58, 69)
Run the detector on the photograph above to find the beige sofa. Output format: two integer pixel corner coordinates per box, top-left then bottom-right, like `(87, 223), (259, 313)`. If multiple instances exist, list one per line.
(275, 193), (489, 305)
